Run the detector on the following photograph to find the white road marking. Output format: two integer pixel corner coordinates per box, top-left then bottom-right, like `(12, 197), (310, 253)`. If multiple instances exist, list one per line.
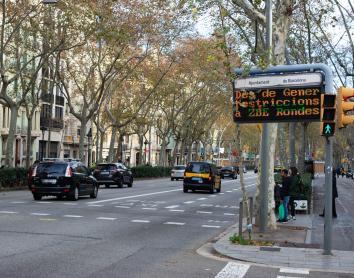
(63, 203), (77, 206)
(165, 205), (180, 209)
(169, 209), (184, 212)
(164, 222), (185, 226)
(11, 201), (26, 204)
(97, 217), (117, 221)
(31, 213), (51, 216)
(63, 215), (83, 218)
(279, 268), (309, 275)
(202, 225), (221, 228)
(200, 204), (213, 207)
(0, 211), (18, 214)
(142, 208), (157, 210)
(209, 195), (217, 198)
(88, 189), (181, 204)
(215, 262), (250, 278)
(87, 204), (103, 207)
(219, 193), (225, 195)
(277, 276), (302, 278)
(184, 201), (195, 204)
(197, 198), (207, 200)
(36, 202), (52, 204)
(131, 220), (150, 223)
(197, 211), (213, 214)
(224, 213), (236, 216)
(115, 206), (130, 209)
(226, 191), (233, 193)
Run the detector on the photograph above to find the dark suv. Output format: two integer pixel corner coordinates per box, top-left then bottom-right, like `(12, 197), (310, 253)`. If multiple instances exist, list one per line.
(220, 166), (238, 179)
(29, 160), (98, 201)
(93, 163), (133, 188)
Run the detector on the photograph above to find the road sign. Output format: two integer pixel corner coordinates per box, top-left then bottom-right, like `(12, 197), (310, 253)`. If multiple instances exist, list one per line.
(234, 73), (322, 89)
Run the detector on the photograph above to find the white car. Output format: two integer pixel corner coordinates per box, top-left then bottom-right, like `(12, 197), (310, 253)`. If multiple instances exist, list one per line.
(171, 165), (186, 181)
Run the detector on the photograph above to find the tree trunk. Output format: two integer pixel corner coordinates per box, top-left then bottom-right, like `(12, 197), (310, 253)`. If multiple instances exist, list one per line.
(108, 126), (117, 162)
(159, 139), (167, 166)
(138, 135), (144, 165)
(99, 129), (104, 162)
(289, 122), (296, 167)
(278, 123), (287, 167)
(26, 113), (34, 169)
(298, 122), (308, 174)
(79, 118), (87, 162)
(5, 105), (18, 167)
(171, 138), (180, 166)
(116, 133), (124, 162)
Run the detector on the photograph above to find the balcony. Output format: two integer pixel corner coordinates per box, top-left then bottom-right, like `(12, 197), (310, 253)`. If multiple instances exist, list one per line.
(40, 117), (64, 129)
(41, 93), (54, 103)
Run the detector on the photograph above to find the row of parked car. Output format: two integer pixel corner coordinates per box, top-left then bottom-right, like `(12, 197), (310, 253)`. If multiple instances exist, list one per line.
(28, 159), (134, 201)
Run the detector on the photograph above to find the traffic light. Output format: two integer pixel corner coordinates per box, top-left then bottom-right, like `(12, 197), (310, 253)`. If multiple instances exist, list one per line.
(337, 87), (354, 128)
(320, 94), (336, 137)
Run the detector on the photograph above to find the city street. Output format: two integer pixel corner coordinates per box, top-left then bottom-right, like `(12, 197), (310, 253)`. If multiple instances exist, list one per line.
(0, 173), (257, 278)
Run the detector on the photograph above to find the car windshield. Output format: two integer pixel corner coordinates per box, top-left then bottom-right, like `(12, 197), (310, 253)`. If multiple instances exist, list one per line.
(116, 163), (127, 170)
(36, 163), (67, 175)
(173, 166), (185, 170)
(186, 163), (210, 173)
(222, 167), (233, 171)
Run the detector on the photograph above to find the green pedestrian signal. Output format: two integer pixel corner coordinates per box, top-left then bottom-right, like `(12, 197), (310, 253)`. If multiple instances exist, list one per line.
(321, 122), (335, 137)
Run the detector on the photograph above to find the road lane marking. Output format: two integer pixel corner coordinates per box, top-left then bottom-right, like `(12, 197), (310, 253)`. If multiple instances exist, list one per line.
(88, 189), (181, 204)
(279, 268), (309, 275)
(97, 217), (117, 220)
(36, 202), (53, 204)
(197, 211), (213, 214)
(224, 213), (236, 216)
(197, 198), (207, 200)
(169, 209), (184, 212)
(63, 203), (77, 205)
(131, 220), (150, 223)
(184, 201), (195, 204)
(219, 193), (225, 195)
(11, 201), (26, 204)
(31, 213), (51, 216)
(64, 215), (83, 218)
(115, 206), (130, 209)
(165, 205), (180, 209)
(164, 222), (185, 226)
(215, 262), (250, 278)
(202, 225), (221, 228)
(0, 211), (18, 214)
(226, 191), (233, 193)
(277, 276), (302, 278)
(88, 204), (103, 207)
(142, 208), (157, 210)
(39, 218), (57, 221)
(200, 204), (213, 207)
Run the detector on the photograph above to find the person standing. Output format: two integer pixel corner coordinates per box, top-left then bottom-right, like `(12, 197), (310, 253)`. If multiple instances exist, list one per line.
(319, 170), (338, 218)
(279, 169), (291, 222)
(289, 166), (301, 220)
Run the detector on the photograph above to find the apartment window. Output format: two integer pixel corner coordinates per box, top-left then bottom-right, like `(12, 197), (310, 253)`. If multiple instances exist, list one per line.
(2, 107), (6, 128)
(55, 106), (63, 119)
(41, 104), (51, 118)
(77, 128), (81, 136)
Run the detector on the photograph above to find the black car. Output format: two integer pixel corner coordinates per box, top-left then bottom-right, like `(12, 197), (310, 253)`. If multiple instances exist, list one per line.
(30, 160), (98, 201)
(220, 166), (238, 179)
(93, 163), (133, 188)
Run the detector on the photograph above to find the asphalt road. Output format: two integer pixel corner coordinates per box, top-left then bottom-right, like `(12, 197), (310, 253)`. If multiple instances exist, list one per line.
(0, 173), (257, 278)
(1, 173), (353, 278)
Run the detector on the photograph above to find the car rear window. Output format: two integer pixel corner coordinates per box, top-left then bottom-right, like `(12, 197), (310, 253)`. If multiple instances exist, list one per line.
(173, 166), (185, 170)
(186, 163), (210, 173)
(36, 163), (67, 175)
(222, 167), (233, 171)
(96, 164), (116, 170)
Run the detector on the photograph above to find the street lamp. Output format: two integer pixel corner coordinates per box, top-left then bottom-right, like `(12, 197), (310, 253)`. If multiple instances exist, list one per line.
(144, 140), (149, 165)
(40, 126), (47, 161)
(87, 128), (92, 167)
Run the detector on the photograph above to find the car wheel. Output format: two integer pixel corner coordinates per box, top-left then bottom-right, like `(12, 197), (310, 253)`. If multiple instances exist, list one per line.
(209, 184), (215, 194)
(105, 184), (110, 188)
(127, 177), (133, 188)
(33, 194), (42, 201)
(90, 185), (98, 198)
(183, 185), (188, 193)
(233, 174), (237, 179)
(171, 177), (174, 181)
(216, 185), (221, 193)
(56, 195), (63, 200)
(70, 186), (79, 201)
(117, 178), (123, 188)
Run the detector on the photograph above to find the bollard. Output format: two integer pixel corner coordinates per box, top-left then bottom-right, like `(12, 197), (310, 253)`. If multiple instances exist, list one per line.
(238, 200), (243, 236)
(248, 196), (253, 225)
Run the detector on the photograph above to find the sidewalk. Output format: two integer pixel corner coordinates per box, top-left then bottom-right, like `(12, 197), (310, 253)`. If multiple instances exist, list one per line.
(213, 174), (354, 274)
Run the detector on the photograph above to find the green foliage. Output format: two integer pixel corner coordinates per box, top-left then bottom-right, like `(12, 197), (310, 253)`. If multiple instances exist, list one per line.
(0, 167), (28, 189)
(131, 165), (172, 178)
(229, 233), (251, 245)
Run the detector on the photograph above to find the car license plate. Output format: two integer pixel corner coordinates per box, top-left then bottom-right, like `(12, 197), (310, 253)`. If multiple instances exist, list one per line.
(100, 171), (109, 175)
(192, 177), (201, 181)
(41, 179), (57, 184)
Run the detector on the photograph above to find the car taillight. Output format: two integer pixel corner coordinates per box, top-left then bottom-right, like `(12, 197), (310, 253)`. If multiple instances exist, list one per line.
(32, 166), (37, 177)
(65, 167), (72, 177)
(208, 176), (212, 181)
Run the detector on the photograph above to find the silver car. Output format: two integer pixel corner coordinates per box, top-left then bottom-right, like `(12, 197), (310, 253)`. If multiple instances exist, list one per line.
(171, 165), (186, 181)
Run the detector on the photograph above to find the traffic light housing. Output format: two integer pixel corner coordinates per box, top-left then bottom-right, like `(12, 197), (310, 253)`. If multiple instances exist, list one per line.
(320, 94), (336, 137)
(337, 87), (354, 128)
